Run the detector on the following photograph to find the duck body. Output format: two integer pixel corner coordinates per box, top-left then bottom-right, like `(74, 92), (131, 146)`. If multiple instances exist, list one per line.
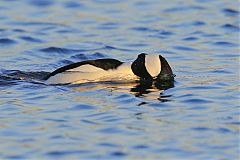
(44, 53), (174, 84)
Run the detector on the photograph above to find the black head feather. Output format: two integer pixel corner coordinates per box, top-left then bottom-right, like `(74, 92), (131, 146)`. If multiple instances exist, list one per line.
(131, 53), (152, 80)
(157, 55), (175, 81)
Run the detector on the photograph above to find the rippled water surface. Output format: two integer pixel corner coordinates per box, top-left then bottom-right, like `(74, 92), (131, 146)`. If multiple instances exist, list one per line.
(0, 0), (239, 159)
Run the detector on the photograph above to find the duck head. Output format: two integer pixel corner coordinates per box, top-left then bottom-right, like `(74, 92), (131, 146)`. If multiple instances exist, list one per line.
(131, 53), (175, 82)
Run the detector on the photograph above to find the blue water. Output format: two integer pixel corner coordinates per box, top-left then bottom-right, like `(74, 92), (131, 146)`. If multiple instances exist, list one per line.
(0, 0), (239, 159)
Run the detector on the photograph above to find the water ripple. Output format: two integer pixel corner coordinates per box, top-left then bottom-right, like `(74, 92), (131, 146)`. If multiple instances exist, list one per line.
(164, 6), (205, 13)
(131, 27), (159, 33)
(63, 1), (85, 9)
(212, 41), (238, 47)
(19, 36), (43, 43)
(222, 8), (239, 17)
(173, 46), (198, 51)
(111, 151), (127, 157)
(68, 104), (97, 110)
(39, 47), (82, 54)
(0, 38), (16, 45)
(221, 24), (239, 32)
(47, 150), (89, 157)
(28, 0), (54, 7)
(182, 37), (198, 41)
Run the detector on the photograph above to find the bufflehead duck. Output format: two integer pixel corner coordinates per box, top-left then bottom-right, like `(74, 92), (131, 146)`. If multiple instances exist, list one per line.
(44, 53), (174, 84)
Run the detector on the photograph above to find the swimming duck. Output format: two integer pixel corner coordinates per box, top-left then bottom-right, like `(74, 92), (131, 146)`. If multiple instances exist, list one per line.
(44, 53), (174, 84)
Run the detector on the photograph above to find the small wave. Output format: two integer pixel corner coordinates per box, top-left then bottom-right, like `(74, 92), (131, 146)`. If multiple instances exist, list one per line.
(39, 47), (81, 54)
(12, 29), (25, 32)
(1, 70), (49, 81)
(0, 38), (16, 45)
(182, 37), (198, 41)
(222, 8), (239, 17)
(70, 52), (108, 61)
(221, 24), (239, 32)
(212, 41), (238, 47)
(68, 104), (97, 111)
(19, 36), (43, 43)
(63, 1), (85, 9)
(102, 45), (133, 51)
(191, 21), (206, 26)
(97, 22), (120, 30)
(173, 46), (198, 51)
(159, 30), (174, 35)
(163, 6), (205, 13)
(181, 98), (211, 104)
(28, 0), (54, 7)
(131, 27), (159, 33)
(0, 76), (18, 87)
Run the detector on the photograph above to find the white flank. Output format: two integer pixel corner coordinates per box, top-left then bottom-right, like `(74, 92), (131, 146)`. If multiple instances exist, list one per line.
(46, 63), (138, 84)
(145, 54), (161, 77)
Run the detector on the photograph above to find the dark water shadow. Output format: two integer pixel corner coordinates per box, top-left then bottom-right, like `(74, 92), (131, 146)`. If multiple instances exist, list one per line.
(0, 70), (49, 88)
(1, 70), (49, 81)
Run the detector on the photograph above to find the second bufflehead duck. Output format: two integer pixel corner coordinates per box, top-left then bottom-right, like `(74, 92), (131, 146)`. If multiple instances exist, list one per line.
(44, 53), (174, 84)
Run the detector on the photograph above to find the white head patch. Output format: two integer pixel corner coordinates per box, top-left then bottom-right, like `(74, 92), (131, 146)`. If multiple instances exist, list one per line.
(145, 54), (161, 77)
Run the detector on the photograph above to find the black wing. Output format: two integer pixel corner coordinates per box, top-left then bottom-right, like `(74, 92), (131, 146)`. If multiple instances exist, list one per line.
(43, 58), (123, 80)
